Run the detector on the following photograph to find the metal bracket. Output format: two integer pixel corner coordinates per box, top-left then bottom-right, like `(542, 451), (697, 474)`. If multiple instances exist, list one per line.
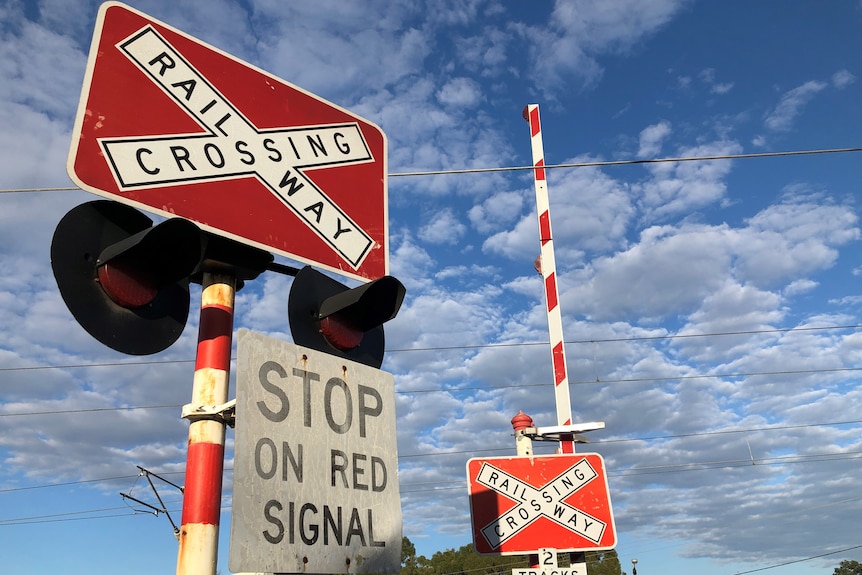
(120, 466), (183, 540)
(182, 398), (236, 427)
(522, 421), (605, 443)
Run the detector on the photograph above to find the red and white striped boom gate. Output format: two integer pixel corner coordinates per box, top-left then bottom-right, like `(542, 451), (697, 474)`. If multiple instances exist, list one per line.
(523, 104), (575, 454)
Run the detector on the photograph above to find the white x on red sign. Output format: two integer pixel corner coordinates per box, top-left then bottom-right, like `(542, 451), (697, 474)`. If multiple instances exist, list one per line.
(475, 459), (607, 550)
(68, 2), (389, 281)
(100, 26), (374, 268)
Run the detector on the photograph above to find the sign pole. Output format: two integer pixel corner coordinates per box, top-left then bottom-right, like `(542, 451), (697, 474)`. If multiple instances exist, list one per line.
(522, 105), (575, 454)
(177, 272), (236, 575)
(512, 412), (540, 570)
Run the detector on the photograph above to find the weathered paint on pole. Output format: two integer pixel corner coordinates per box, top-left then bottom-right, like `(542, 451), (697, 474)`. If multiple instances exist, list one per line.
(512, 411), (539, 569)
(522, 104), (575, 454)
(177, 273), (236, 575)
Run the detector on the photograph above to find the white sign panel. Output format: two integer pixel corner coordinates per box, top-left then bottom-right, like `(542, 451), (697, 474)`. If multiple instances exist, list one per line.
(229, 329), (402, 574)
(512, 549), (587, 575)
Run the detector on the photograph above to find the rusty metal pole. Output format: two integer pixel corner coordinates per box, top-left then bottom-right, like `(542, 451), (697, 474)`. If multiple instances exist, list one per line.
(512, 411), (540, 569)
(176, 272), (236, 575)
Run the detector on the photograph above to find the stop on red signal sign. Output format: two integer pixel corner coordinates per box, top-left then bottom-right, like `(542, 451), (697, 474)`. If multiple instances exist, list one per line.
(68, 2), (389, 281)
(466, 453), (617, 555)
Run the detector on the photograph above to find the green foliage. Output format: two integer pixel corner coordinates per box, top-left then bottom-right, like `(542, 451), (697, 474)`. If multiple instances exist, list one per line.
(834, 560), (862, 575)
(398, 539), (622, 575)
(399, 538), (526, 575)
(584, 550), (622, 575)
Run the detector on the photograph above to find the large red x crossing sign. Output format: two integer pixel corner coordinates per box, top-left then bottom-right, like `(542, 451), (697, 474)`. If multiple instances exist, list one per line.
(68, 2), (389, 281)
(467, 454), (617, 555)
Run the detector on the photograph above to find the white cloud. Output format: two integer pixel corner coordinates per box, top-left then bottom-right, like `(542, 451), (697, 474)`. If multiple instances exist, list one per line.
(751, 134), (767, 148)
(763, 79), (828, 132)
(832, 69), (856, 89)
(483, 160), (634, 263)
(783, 278), (819, 297)
(251, 2), (432, 99)
(561, 192), (859, 323)
(388, 232), (437, 290)
(569, 223), (733, 321)
(0, 17), (86, 119)
(436, 77), (483, 108)
(636, 139), (742, 222)
(453, 27), (510, 76)
(711, 82), (734, 94)
(467, 190), (525, 233)
(698, 68), (715, 84)
(527, 0), (689, 96)
(637, 120), (672, 158)
(733, 193), (860, 287)
(698, 67), (733, 94)
(418, 208), (467, 245)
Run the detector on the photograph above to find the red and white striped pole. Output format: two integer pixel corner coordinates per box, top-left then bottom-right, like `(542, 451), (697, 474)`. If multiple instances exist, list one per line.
(176, 272), (236, 575)
(523, 104), (575, 454)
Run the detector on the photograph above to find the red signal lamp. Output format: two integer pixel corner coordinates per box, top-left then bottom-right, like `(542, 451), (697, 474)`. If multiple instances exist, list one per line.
(288, 267), (405, 368)
(50, 200), (272, 356)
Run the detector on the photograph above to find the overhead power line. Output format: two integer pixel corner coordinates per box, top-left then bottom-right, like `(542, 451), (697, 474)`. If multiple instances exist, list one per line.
(1, 324), (859, 378)
(390, 323), (862, 352)
(733, 542), (862, 575)
(5, 449), (862, 525)
(3, 146), (860, 193)
(388, 146), (862, 177)
(3, 364), (862, 418)
(4, 418), (861, 496)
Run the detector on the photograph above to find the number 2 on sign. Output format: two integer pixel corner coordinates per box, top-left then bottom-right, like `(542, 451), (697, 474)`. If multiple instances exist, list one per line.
(539, 549), (557, 568)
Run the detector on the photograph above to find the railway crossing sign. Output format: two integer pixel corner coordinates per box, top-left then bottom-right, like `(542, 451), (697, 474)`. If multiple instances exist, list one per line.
(466, 454), (617, 555)
(68, 2), (389, 281)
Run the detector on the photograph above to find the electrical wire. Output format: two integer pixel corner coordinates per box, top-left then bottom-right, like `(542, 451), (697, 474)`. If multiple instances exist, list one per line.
(5, 449), (862, 524)
(388, 146), (862, 177)
(0, 475), (138, 493)
(1, 324), (857, 380)
(389, 323), (862, 352)
(3, 149), (862, 548)
(0, 362), (859, 417)
(733, 543), (862, 575)
(1, 146), (859, 192)
(4, 419), (861, 497)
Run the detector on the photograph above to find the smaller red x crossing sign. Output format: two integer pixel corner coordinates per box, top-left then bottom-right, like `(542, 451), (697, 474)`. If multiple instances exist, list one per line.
(68, 2), (389, 281)
(466, 454), (617, 555)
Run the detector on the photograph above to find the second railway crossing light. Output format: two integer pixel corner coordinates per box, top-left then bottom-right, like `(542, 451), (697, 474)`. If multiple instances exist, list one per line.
(288, 266), (406, 368)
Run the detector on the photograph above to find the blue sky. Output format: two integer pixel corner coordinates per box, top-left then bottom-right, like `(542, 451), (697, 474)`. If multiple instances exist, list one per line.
(2, 1), (862, 574)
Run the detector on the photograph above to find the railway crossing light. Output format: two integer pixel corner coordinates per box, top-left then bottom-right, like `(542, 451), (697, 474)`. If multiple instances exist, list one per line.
(288, 266), (405, 368)
(51, 201), (205, 355)
(50, 200), (272, 355)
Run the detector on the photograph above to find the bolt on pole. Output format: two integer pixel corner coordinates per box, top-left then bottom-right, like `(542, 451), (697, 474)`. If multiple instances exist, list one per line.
(176, 272), (236, 575)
